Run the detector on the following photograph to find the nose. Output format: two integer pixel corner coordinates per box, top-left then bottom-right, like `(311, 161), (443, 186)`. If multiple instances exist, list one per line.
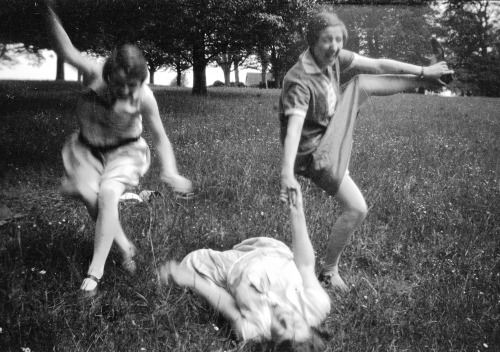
(331, 41), (340, 52)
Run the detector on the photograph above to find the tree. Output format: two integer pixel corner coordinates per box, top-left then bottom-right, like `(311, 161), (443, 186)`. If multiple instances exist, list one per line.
(440, 0), (500, 96)
(0, 1), (47, 72)
(168, 54), (192, 87)
(164, 0), (252, 95)
(242, 1), (317, 89)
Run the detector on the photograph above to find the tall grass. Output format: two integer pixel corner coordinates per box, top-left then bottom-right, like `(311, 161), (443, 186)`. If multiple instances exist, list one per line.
(0, 81), (499, 351)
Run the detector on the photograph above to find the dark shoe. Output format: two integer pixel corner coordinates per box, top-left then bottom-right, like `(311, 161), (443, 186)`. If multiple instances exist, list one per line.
(318, 271), (333, 288)
(318, 270), (349, 292)
(431, 37), (453, 84)
(80, 275), (99, 298)
(174, 190), (195, 200)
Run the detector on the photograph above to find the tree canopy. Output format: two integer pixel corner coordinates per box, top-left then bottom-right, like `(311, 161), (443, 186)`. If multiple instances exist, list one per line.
(1, 0), (499, 96)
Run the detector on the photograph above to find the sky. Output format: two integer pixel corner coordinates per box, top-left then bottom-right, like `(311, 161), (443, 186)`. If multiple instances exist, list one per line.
(0, 49), (260, 87)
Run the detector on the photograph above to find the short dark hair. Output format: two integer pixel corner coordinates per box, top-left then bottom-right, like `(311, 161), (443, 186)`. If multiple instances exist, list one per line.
(102, 44), (148, 84)
(306, 12), (348, 47)
(275, 326), (331, 352)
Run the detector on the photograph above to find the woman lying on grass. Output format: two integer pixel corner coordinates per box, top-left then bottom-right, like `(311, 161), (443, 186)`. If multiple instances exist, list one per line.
(160, 187), (331, 352)
(44, 1), (192, 296)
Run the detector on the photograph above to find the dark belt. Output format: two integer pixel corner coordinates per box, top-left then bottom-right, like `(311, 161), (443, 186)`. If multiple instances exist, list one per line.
(78, 133), (141, 155)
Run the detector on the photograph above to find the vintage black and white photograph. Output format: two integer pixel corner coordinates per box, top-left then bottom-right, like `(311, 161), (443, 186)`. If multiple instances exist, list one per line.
(1, 0), (499, 351)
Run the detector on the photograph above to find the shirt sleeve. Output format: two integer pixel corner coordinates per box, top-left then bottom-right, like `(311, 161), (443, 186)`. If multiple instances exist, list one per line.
(281, 81), (310, 120)
(338, 49), (356, 72)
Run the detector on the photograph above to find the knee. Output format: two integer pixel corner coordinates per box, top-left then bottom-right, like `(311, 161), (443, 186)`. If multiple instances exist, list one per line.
(97, 180), (124, 206)
(344, 203), (368, 225)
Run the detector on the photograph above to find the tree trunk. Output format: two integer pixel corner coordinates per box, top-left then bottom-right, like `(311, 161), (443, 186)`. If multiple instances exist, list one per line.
(218, 52), (232, 85)
(192, 38), (207, 95)
(177, 67), (182, 86)
(149, 67), (155, 85)
(261, 68), (267, 89)
(223, 67), (231, 85)
(56, 55), (65, 81)
(233, 59), (240, 84)
(192, 62), (207, 95)
(260, 52), (269, 89)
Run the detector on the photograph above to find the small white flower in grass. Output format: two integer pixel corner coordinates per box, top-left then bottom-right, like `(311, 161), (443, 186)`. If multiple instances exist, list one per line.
(483, 343), (488, 348)
(0, 327), (2, 333)
(212, 324), (219, 331)
(39, 270), (46, 275)
(21, 348), (31, 352)
(31, 268), (35, 272)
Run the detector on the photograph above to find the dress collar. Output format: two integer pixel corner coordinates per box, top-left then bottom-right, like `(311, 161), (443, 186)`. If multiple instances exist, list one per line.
(301, 48), (324, 75)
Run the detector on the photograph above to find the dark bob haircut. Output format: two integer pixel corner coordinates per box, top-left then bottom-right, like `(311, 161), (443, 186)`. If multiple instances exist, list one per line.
(102, 44), (148, 84)
(306, 12), (348, 47)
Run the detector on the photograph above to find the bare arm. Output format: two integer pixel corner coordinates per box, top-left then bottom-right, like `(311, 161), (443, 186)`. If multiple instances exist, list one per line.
(141, 86), (193, 193)
(44, 3), (100, 84)
(288, 188), (323, 290)
(353, 56), (453, 84)
(280, 114), (305, 205)
(288, 188), (331, 315)
(159, 261), (252, 339)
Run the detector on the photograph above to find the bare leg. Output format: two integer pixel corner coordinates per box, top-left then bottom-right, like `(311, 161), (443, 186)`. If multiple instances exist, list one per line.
(62, 175), (99, 221)
(312, 74), (429, 196)
(356, 74), (433, 96)
(310, 74), (428, 290)
(81, 179), (135, 292)
(79, 188), (99, 221)
(313, 175), (367, 291)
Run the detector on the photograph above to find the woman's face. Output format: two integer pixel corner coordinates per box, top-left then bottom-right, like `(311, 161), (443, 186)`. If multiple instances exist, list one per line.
(109, 68), (143, 101)
(312, 25), (344, 69)
(270, 304), (310, 342)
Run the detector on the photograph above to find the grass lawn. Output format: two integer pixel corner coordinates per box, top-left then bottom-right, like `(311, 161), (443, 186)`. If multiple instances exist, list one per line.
(0, 80), (499, 351)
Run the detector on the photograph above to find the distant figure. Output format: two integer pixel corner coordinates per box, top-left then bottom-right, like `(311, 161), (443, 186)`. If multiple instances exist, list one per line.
(160, 187), (331, 352)
(279, 11), (453, 291)
(44, 2), (193, 296)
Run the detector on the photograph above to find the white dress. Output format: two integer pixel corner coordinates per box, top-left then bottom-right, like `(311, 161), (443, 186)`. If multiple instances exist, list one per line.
(181, 237), (331, 340)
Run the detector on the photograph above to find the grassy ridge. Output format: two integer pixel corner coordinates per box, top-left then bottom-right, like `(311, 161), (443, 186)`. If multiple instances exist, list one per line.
(0, 81), (499, 351)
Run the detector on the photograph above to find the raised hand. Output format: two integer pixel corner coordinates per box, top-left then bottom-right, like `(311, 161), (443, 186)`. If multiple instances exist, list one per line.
(430, 37), (453, 84)
(161, 173), (193, 195)
(280, 173), (301, 206)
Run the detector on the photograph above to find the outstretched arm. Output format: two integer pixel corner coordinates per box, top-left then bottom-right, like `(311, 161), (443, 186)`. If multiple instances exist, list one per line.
(289, 189), (331, 314)
(353, 56), (453, 85)
(43, 1), (100, 83)
(288, 188), (322, 290)
(280, 114), (304, 205)
(141, 86), (193, 194)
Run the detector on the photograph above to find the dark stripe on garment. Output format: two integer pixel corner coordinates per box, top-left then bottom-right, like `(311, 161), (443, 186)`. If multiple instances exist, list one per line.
(78, 133), (141, 160)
